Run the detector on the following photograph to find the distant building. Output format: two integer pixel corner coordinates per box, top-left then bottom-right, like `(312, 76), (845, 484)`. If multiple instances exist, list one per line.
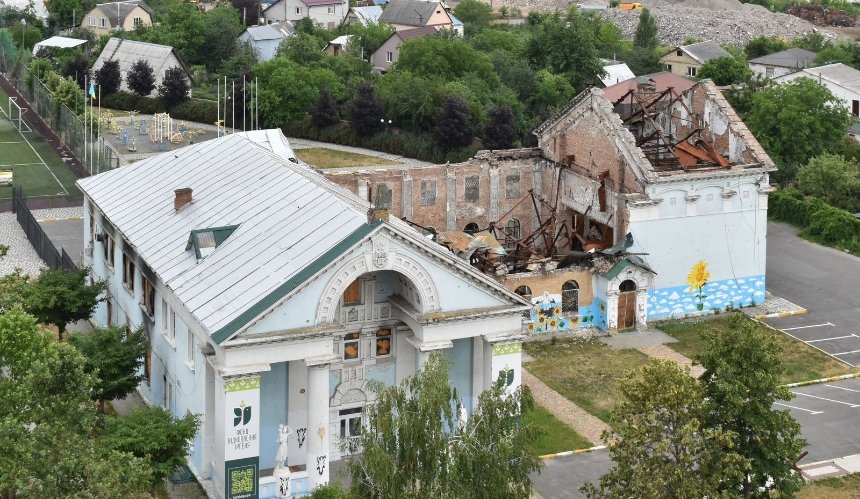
(599, 61), (635, 87)
(323, 34), (351, 56)
(748, 48), (817, 79)
(239, 22), (294, 62)
(378, 0), (453, 31)
(343, 5), (383, 26)
(371, 25), (441, 73)
(83, 0), (153, 36)
(262, 0), (349, 30)
(660, 40), (730, 78)
(92, 38), (191, 97)
(774, 62), (860, 120)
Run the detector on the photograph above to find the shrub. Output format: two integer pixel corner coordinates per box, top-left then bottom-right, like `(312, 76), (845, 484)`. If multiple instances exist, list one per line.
(158, 67), (190, 109)
(805, 206), (860, 246)
(95, 60), (122, 95)
(127, 59), (156, 97)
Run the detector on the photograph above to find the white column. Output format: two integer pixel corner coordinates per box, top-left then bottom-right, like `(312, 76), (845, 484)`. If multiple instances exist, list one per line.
(416, 350), (430, 370)
(606, 291), (619, 330)
(307, 363), (330, 490)
(636, 289), (649, 329)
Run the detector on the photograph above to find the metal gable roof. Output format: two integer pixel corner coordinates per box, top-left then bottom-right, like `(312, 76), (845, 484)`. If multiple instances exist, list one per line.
(747, 48), (816, 68)
(680, 40), (729, 64)
(77, 132), (370, 339)
(379, 0), (442, 26)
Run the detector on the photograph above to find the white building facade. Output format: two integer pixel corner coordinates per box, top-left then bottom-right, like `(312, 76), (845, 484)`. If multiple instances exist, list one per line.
(262, 0), (348, 29)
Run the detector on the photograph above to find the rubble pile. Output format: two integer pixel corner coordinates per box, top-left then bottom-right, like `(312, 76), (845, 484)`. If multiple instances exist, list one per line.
(787, 4), (856, 27)
(601, 1), (816, 47)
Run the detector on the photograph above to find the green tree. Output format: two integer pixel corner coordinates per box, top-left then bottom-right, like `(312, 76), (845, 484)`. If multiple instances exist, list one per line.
(350, 81), (384, 136)
(453, 0), (493, 36)
(398, 35), (499, 88)
(46, 0), (89, 31)
(484, 105), (517, 149)
(24, 267), (105, 341)
(69, 326), (148, 414)
(201, 6), (245, 72)
(100, 407), (200, 483)
(62, 53), (89, 89)
(345, 22), (395, 60)
(222, 42), (258, 83)
(277, 32), (327, 65)
(255, 57), (341, 126)
(697, 55), (752, 85)
(376, 70), (444, 131)
(633, 8), (658, 50)
(814, 44), (855, 67)
(744, 35), (789, 59)
(582, 360), (746, 498)
(146, 3), (206, 64)
(95, 59), (122, 95)
(347, 352), (542, 498)
(531, 69), (574, 115)
(470, 29), (527, 58)
(527, 9), (603, 90)
(491, 52), (537, 102)
(434, 95), (473, 148)
(697, 316), (806, 498)
(312, 87), (340, 128)
(158, 66), (191, 108)
(797, 153), (860, 214)
(127, 58), (156, 96)
(792, 32), (830, 53)
(625, 46), (663, 76)
(745, 78), (853, 179)
(0, 270), (30, 312)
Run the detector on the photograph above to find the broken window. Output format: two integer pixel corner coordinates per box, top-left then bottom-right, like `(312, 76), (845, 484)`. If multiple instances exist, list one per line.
(514, 285), (532, 302)
(505, 219), (521, 250)
(562, 280), (579, 315)
(123, 252), (135, 291)
(505, 173), (521, 199)
(464, 175), (479, 203)
(374, 184), (392, 209)
(464, 222), (479, 234)
(420, 180), (436, 206)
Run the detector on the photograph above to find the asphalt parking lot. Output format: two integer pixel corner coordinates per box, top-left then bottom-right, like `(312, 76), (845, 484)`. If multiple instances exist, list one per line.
(765, 222), (860, 366)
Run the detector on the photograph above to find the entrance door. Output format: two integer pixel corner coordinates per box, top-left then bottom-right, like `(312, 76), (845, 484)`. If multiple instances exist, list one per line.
(617, 280), (637, 330)
(339, 407), (363, 455)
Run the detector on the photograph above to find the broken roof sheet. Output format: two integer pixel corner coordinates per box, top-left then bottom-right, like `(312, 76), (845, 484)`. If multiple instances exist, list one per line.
(602, 71), (694, 102)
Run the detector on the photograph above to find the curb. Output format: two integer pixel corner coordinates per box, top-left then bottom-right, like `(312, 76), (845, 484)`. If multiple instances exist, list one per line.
(753, 308), (808, 320)
(541, 445), (607, 460)
(751, 316), (854, 368)
(785, 372), (860, 388)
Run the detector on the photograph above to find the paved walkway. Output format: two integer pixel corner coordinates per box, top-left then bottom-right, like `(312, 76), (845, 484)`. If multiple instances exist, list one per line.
(637, 344), (705, 377)
(522, 369), (609, 446)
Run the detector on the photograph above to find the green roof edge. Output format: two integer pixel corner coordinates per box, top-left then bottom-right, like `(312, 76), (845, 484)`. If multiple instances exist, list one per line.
(601, 259), (630, 281)
(211, 220), (381, 344)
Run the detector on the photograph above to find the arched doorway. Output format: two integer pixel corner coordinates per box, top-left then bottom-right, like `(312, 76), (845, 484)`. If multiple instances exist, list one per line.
(617, 279), (637, 330)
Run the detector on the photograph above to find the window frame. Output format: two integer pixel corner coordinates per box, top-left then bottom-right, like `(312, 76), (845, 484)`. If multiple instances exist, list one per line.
(420, 180), (436, 206)
(141, 275), (155, 317)
(295, 6), (301, 14)
(162, 374), (172, 411)
(505, 173), (521, 199)
(374, 328), (392, 358)
(342, 332), (360, 362)
(122, 251), (135, 292)
(687, 66), (697, 77)
(103, 233), (115, 268)
(386, 51), (393, 63)
(101, 17), (107, 27)
(561, 280), (580, 315)
(464, 175), (479, 202)
(89, 16), (96, 26)
(186, 330), (195, 369)
(343, 278), (362, 306)
(327, 6), (335, 14)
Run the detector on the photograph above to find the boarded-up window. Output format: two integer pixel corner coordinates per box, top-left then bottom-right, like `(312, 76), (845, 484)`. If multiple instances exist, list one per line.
(505, 173), (521, 199)
(343, 278), (361, 305)
(420, 180), (436, 206)
(374, 184), (392, 209)
(465, 175), (479, 202)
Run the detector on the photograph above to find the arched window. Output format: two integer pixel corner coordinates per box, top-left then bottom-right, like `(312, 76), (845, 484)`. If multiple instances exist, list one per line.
(514, 285), (532, 302)
(504, 219), (521, 250)
(620, 279), (637, 292)
(561, 280), (579, 314)
(464, 222), (479, 234)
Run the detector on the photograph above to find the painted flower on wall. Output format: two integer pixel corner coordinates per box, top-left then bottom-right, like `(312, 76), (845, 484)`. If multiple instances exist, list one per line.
(687, 260), (711, 311)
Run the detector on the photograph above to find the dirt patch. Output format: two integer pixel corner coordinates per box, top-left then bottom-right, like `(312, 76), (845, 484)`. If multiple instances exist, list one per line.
(788, 3), (856, 27)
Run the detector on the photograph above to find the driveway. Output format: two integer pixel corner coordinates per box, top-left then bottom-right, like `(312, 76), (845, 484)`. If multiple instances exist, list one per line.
(765, 222), (860, 366)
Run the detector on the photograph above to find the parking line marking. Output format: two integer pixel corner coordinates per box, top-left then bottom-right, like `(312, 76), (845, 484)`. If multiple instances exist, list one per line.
(832, 349), (860, 356)
(783, 323), (835, 331)
(774, 402), (823, 415)
(807, 334), (858, 343)
(793, 392), (860, 407)
(825, 384), (860, 393)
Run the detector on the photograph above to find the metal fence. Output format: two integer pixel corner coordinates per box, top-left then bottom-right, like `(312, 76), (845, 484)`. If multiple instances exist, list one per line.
(11, 65), (120, 175)
(12, 186), (79, 272)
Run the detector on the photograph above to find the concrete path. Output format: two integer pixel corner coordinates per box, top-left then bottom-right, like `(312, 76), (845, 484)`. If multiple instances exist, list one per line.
(636, 344), (705, 378)
(522, 369), (609, 446)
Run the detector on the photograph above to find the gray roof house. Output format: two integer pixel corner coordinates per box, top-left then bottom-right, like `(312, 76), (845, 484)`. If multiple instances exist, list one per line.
(239, 22), (294, 61)
(378, 0), (453, 30)
(748, 48), (817, 79)
(660, 40), (730, 78)
(344, 5), (382, 25)
(92, 38), (191, 97)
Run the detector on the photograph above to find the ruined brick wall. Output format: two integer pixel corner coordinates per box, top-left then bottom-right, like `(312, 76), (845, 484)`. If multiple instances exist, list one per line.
(503, 268), (595, 306)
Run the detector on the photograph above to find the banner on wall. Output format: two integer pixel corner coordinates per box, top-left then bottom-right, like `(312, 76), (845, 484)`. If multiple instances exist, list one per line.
(225, 376), (261, 499)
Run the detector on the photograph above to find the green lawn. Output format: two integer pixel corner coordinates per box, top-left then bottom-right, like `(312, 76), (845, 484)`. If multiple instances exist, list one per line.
(797, 473), (860, 498)
(657, 314), (856, 384)
(0, 87), (82, 200)
(295, 147), (400, 169)
(522, 404), (592, 456)
(524, 338), (651, 424)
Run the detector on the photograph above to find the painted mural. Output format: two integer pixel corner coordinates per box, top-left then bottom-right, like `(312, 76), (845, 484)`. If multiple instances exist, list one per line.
(686, 260), (711, 311)
(648, 274), (765, 319)
(524, 293), (607, 333)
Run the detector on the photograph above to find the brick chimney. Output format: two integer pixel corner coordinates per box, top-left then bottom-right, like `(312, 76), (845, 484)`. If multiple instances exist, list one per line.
(174, 188), (193, 211)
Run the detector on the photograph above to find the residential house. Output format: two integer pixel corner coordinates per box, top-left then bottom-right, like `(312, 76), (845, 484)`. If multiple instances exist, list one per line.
(78, 129), (528, 498)
(263, 0), (348, 30)
(83, 0), (153, 35)
(378, 0), (453, 31)
(239, 22), (294, 62)
(326, 79), (775, 330)
(343, 5), (383, 25)
(774, 63), (860, 118)
(660, 40), (730, 78)
(747, 48), (817, 79)
(370, 25), (441, 73)
(92, 38), (191, 97)
(599, 61), (635, 87)
(323, 35), (350, 56)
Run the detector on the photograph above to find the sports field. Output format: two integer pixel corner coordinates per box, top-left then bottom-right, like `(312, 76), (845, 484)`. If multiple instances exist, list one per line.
(0, 86), (81, 200)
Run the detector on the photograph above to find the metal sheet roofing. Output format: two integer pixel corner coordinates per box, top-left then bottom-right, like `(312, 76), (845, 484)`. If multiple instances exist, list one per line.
(600, 63), (635, 87)
(786, 63), (860, 95)
(379, 0), (443, 26)
(95, 0), (153, 26)
(679, 40), (730, 64)
(92, 38), (190, 96)
(747, 48), (816, 68)
(32, 36), (87, 54)
(242, 22), (294, 41)
(349, 5), (383, 25)
(77, 131), (371, 340)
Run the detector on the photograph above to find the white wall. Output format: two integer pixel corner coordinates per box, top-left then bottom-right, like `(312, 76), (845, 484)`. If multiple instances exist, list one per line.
(776, 71), (860, 117)
(263, 0), (347, 28)
(239, 33), (282, 62)
(749, 63), (800, 80)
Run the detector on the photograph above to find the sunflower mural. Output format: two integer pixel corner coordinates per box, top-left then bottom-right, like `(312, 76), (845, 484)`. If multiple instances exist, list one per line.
(687, 260), (711, 311)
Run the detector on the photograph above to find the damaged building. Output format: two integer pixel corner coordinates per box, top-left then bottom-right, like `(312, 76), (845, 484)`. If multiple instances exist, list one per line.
(325, 79), (775, 332)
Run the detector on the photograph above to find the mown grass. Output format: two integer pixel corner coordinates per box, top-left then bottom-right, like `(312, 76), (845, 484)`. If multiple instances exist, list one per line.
(522, 403), (592, 456)
(295, 147), (399, 169)
(524, 338), (651, 424)
(658, 314), (856, 384)
(797, 473), (860, 498)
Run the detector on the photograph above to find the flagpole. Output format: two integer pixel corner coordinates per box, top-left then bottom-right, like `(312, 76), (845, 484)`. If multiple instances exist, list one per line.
(97, 85), (101, 171)
(231, 80), (235, 133)
(216, 75), (220, 137)
(83, 75), (87, 165)
(255, 77), (258, 130)
(243, 78), (246, 132)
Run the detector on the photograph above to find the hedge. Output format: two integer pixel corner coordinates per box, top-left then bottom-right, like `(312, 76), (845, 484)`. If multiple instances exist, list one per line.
(769, 187), (860, 252)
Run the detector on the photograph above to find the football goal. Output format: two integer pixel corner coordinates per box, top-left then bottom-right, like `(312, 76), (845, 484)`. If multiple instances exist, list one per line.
(8, 96), (31, 133)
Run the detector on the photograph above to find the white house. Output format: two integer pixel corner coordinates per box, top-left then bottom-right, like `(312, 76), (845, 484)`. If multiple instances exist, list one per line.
(774, 63), (860, 119)
(77, 129), (528, 498)
(747, 47), (817, 79)
(239, 22), (294, 62)
(262, 0), (348, 29)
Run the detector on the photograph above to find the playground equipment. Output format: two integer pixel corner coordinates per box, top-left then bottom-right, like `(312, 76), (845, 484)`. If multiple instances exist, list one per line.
(214, 119), (228, 138)
(148, 112), (185, 144)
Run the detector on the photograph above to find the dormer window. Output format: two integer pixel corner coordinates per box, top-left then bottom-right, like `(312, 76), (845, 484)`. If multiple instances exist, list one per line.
(187, 225), (239, 261)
